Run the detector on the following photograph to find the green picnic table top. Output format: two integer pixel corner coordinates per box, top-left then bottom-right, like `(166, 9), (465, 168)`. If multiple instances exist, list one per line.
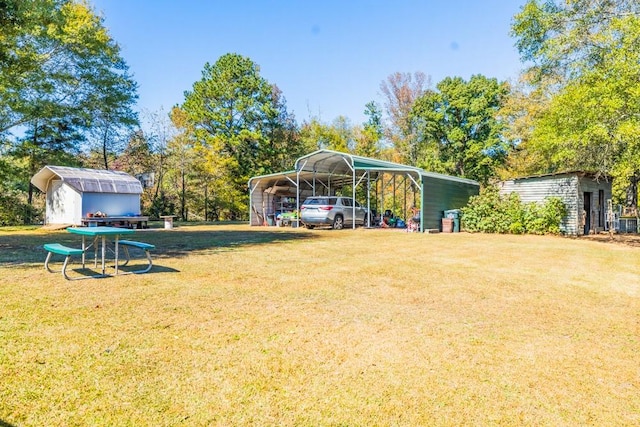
(66, 226), (136, 236)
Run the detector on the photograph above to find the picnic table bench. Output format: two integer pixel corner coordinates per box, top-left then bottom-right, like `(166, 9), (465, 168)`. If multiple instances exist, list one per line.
(118, 240), (155, 273)
(43, 243), (85, 280)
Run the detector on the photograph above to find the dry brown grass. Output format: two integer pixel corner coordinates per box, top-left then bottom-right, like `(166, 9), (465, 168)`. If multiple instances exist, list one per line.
(1, 224), (639, 426)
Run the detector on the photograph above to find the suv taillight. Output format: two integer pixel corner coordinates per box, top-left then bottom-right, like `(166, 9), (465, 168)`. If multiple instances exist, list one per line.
(320, 206), (333, 211)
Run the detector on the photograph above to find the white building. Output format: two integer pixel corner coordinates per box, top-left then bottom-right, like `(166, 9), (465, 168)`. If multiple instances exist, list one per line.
(31, 165), (144, 225)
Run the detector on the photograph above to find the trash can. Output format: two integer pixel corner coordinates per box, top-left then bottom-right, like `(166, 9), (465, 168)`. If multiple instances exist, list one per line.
(267, 214), (275, 226)
(441, 218), (454, 233)
(444, 209), (461, 232)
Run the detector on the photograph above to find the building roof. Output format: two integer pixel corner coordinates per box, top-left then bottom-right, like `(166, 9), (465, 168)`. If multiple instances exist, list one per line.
(507, 171), (610, 182)
(294, 149), (424, 176)
(31, 166), (143, 194)
(293, 149), (479, 186)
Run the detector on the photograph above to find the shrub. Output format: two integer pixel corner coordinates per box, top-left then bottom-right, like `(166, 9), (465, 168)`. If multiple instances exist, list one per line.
(461, 187), (566, 235)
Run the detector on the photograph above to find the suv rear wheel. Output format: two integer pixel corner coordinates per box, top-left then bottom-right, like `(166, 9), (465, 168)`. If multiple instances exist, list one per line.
(332, 215), (344, 230)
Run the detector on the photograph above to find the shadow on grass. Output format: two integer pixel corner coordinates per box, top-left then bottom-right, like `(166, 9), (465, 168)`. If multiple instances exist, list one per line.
(0, 226), (317, 266)
(54, 265), (182, 280)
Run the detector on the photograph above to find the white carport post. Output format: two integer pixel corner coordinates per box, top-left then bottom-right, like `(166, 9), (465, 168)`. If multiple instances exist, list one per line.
(367, 171), (371, 227)
(355, 171), (371, 227)
(353, 172), (356, 229)
(296, 159), (309, 226)
(248, 178), (261, 225)
(338, 155), (357, 229)
(296, 170), (300, 225)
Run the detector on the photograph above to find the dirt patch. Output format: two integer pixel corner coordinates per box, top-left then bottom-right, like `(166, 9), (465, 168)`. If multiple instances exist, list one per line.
(582, 232), (640, 248)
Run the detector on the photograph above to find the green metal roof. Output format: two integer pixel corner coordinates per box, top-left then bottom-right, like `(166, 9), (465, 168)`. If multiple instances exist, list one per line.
(295, 149), (425, 175)
(293, 149), (479, 186)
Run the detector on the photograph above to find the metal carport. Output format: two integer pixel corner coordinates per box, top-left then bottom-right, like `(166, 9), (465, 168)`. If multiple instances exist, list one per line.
(248, 149), (479, 231)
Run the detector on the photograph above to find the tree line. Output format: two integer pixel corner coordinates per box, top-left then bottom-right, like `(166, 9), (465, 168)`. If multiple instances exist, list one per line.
(2, 0), (640, 225)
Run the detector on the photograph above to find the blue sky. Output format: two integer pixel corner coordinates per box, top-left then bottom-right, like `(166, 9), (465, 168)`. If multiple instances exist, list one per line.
(90, 0), (526, 127)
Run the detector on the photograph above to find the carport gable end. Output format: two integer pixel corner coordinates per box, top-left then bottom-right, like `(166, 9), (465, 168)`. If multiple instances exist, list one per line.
(420, 172), (480, 231)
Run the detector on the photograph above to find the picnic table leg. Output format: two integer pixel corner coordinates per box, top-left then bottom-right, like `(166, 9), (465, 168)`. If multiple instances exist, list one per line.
(81, 236), (86, 268)
(114, 235), (119, 275)
(93, 236), (98, 268)
(44, 251), (54, 273)
(61, 255), (73, 280)
(101, 236), (106, 276)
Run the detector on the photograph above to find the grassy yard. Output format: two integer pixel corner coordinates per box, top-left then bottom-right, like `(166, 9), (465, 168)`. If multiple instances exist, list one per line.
(1, 224), (639, 426)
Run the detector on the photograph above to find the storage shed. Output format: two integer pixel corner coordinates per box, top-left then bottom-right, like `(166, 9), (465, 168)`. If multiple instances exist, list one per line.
(248, 150), (480, 231)
(31, 165), (144, 226)
(498, 171), (612, 235)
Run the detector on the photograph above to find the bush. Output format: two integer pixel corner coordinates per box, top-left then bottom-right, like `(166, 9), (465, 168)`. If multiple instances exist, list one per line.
(461, 187), (567, 235)
(0, 193), (41, 226)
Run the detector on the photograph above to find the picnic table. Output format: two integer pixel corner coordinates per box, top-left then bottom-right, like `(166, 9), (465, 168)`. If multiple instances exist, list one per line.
(43, 226), (155, 280)
(67, 226), (135, 276)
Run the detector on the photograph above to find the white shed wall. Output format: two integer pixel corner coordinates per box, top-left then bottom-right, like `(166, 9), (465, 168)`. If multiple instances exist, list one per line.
(46, 181), (83, 225)
(499, 175), (580, 235)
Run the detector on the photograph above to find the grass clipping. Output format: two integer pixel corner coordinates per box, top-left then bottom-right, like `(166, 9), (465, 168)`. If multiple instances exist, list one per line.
(1, 224), (639, 426)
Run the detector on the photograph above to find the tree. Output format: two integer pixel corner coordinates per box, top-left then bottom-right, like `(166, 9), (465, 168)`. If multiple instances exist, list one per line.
(86, 65), (139, 169)
(411, 75), (511, 184)
(496, 72), (553, 179)
(1, 1), (137, 137)
(181, 53), (293, 219)
(512, 0), (640, 85)
(0, 0), (138, 223)
(380, 72), (429, 164)
(299, 117), (353, 153)
(257, 85), (304, 173)
(167, 106), (197, 220)
(512, 1), (640, 207)
(354, 101), (383, 158)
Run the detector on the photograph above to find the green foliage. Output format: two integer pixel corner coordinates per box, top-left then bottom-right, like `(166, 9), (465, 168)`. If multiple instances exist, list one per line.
(411, 75), (511, 185)
(354, 101), (383, 158)
(181, 53), (302, 219)
(299, 117), (353, 153)
(0, 192), (38, 226)
(462, 186), (567, 235)
(510, 2), (640, 207)
(0, 0), (138, 224)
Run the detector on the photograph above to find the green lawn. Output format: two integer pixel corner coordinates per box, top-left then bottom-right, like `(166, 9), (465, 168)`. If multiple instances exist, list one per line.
(1, 224), (639, 426)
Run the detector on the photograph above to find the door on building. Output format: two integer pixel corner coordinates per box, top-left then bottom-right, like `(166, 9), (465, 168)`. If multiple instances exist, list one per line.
(583, 192), (592, 235)
(598, 190), (605, 229)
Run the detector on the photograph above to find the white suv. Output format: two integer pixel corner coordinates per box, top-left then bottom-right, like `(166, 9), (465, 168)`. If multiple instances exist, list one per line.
(300, 196), (370, 229)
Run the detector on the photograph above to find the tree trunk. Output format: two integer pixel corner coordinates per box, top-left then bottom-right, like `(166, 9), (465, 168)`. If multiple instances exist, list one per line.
(204, 184), (208, 221)
(625, 174), (639, 210)
(180, 166), (186, 220)
(102, 127), (109, 169)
